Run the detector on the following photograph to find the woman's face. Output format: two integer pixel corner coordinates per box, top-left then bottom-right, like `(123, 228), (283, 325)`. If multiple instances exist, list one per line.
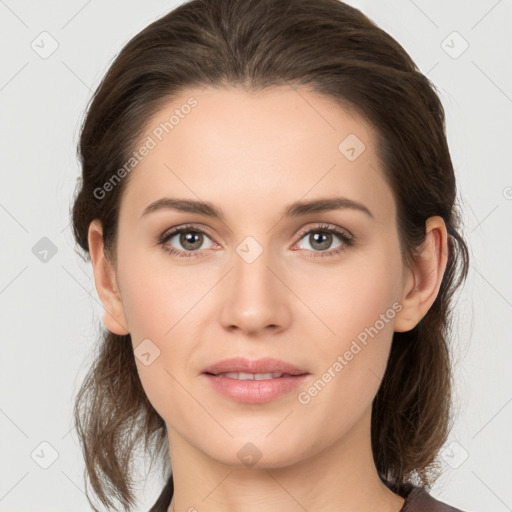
(107, 85), (412, 467)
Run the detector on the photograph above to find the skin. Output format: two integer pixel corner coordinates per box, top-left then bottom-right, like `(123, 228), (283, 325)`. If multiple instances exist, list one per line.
(88, 85), (448, 512)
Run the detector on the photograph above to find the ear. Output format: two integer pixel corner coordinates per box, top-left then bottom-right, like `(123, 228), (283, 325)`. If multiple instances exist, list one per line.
(394, 216), (449, 333)
(87, 219), (130, 335)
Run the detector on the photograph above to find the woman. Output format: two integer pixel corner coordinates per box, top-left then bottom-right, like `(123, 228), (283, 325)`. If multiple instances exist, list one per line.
(71, 0), (470, 511)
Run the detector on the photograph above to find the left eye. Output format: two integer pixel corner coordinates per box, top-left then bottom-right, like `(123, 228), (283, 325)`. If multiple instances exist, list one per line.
(293, 225), (353, 257)
(296, 229), (344, 252)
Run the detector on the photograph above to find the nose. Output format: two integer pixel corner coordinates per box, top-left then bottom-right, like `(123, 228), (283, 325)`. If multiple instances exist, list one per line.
(219, 244), (292, 336)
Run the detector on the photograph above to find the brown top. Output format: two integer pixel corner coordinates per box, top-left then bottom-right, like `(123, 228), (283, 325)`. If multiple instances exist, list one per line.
(149, 476), (465, 512)
(399, 483), (465, 511)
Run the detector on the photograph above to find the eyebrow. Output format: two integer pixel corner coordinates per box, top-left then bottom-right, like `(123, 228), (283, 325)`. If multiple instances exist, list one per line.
(141, 196), (374, 220)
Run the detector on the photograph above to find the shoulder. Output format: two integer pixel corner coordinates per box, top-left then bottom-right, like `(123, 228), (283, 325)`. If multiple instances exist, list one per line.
(401, 484), (466, 512)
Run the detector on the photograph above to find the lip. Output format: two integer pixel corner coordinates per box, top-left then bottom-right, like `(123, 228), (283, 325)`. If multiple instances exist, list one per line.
(201, 357), (310, 404)
(201, 357), (308, 376)
(203, 374), (309, 403)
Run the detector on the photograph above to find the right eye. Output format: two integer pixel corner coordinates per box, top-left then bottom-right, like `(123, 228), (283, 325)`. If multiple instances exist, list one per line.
(159, 224), (218, 259)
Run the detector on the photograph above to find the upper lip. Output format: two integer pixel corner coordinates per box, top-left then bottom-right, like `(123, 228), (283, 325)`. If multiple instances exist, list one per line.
(202, 357), (308, 376)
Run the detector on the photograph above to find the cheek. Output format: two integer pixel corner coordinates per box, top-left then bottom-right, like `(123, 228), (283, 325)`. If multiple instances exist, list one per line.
(305, 246), (403, 351)
(118, 270), (199, 423)
(116, 240), (206, 340)
(299, 245), (403, 408)
(114, 246), (212, 418)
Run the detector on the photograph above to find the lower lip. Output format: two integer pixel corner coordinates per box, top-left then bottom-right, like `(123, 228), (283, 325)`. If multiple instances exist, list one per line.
(203, 373), (309, 403)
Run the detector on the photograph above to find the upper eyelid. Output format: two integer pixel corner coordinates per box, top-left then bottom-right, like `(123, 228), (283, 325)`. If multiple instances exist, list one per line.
(160, 223), (217, 242)
(295, 223), (352, 239)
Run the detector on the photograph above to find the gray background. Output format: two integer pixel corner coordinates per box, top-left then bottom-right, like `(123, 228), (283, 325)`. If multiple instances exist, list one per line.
(1, 0), (511, 510)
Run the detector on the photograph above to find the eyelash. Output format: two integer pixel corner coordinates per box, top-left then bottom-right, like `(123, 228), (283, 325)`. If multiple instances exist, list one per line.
(157, 223), (354, 259)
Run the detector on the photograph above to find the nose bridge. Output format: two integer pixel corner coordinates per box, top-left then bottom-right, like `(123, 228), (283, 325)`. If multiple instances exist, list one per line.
(219, 235), (290, 334)
(234, 240), (274, 296)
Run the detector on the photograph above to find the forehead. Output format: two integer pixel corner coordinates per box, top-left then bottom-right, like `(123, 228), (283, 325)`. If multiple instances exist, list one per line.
(119, 85), (395, 226)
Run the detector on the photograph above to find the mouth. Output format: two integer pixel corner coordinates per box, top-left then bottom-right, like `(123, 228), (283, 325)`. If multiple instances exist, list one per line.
(201, 358), (310, 403)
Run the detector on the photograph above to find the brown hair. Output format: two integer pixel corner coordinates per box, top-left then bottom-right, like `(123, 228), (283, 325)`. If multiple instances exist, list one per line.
(71, 0), (470, 510)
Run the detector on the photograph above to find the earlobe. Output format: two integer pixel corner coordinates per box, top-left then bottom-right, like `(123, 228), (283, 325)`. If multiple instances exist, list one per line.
(394, 216), (449, 333)
(87, 219), (130, 336)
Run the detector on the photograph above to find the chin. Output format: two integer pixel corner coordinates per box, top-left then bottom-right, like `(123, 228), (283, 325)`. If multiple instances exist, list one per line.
(202, 435), (314, 470)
